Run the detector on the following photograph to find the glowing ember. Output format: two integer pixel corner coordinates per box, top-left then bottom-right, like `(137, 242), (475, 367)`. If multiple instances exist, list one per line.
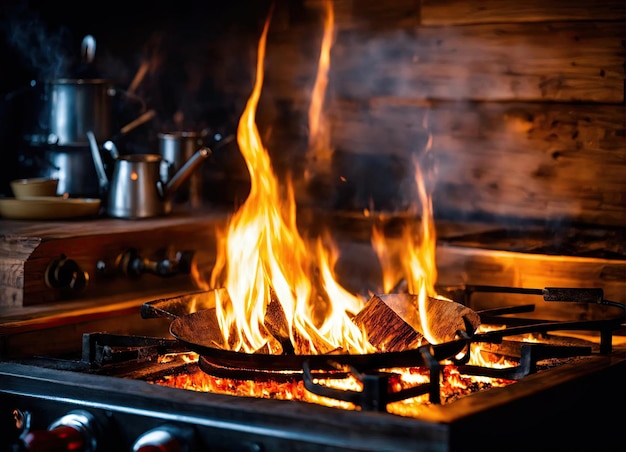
(151, 362), (515, 417)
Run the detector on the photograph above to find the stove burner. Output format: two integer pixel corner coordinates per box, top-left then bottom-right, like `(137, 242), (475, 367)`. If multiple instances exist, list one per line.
(302, 347), (443, 410)
(154, 286), (621, 412)
(63, 286), (623, 415)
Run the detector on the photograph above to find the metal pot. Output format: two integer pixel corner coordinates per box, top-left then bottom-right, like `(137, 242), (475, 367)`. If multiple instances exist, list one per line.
(20, 110), (157, 198)
(157, 131), (207, 206)
(45, 78), (114, 147)
(36, 147), (102, 198)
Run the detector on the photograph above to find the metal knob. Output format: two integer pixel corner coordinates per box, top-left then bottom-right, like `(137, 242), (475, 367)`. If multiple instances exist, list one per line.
(45, 256), (89, 292)
(132, 424), (195, 452)
(117, 248), (194, 278)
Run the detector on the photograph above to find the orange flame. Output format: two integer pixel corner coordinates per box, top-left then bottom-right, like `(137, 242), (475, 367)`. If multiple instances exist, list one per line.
(400, 153), (440, 343)
(371, 128), (444, 343)
(209, 7), (372, 355)
(209, 0), (447, 354)
(371, 225), (401, 293)
(307, 0), (334, 161)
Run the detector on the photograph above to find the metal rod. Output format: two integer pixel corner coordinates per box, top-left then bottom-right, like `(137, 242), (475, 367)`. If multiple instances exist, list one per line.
(465, 285), (543, 296)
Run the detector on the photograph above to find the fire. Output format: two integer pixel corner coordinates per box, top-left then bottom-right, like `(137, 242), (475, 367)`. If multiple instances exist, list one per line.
(306, 0), (335, 180)
(371, 129), (443, 344)
(208, 6), (371, 356)
(153, 362), (515, 415)
(207, 0), (447, 356)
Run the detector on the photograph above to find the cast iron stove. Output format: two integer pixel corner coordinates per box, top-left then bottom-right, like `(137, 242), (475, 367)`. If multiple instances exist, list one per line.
(1, 284), (624, 452)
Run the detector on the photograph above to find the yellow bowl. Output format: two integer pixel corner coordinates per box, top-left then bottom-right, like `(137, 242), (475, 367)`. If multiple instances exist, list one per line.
(10, 178), (59, 198)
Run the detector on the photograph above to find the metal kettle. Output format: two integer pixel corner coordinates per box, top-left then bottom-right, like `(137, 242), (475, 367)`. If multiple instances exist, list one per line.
(87, 131), (211, 219)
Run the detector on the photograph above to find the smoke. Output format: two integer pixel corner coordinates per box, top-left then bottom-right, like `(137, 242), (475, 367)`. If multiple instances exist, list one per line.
(2, 3), (73, 80)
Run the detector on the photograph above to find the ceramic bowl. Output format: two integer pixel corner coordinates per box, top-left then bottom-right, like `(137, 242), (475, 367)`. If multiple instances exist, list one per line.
(10, 178), (59, 198)
(0, 197), (101, 220)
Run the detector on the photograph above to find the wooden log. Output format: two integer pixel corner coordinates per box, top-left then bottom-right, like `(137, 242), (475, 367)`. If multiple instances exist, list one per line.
(264, 289), (295, 354)
(353, 293), (481, 351)
(353, 293), (423, 352)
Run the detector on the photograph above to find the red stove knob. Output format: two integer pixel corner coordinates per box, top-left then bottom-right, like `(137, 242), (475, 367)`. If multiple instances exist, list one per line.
(21, 410), (99, 452)
(132, 424), (195, 452)
(21, 425), (85, 451)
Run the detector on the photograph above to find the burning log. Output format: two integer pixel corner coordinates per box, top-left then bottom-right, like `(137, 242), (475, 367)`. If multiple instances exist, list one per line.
(264, 290), (294, 354)
(353, 293), (480, 351)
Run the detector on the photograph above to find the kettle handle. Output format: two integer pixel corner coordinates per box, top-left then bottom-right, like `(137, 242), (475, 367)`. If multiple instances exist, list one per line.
(86, 130), (109, 195)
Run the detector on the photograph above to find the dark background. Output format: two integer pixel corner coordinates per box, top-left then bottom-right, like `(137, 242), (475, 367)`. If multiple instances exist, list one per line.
(0, 0), (275, 198)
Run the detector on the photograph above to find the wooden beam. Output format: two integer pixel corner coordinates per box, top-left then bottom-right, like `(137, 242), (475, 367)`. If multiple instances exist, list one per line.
(420, 0), (626, 25)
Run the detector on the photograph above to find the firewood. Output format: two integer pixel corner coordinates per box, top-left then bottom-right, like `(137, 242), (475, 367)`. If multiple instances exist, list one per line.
(353, 293), (480, 351)
(264, 289), (290, 341)
(353, 293), (423, 352)
(264, 289), (295, 354)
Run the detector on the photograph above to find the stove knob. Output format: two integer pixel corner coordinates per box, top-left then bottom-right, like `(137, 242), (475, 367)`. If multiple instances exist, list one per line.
(45, 256), (89, 292)
(118, 248), (194, 278)
(132, 424), (195, 452)
(20, 410), (99, 452)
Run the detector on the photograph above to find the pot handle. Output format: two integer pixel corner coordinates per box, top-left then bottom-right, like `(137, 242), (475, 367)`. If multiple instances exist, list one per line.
(110, 87), (148, 112)
(81, 35), (96, 65)
(103, 109), (156, 157)
(119, 109), (156, 136)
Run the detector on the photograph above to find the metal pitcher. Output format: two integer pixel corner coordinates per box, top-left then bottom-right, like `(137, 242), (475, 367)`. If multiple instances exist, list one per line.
(87, 131), (211, 219)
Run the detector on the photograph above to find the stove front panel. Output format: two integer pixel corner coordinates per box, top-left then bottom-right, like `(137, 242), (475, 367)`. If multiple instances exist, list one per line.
(0, 212), (227, 308)
(1, 355), (624, 452)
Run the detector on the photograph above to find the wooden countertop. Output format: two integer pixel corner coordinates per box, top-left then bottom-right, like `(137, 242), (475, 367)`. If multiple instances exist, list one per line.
(0, 206), (232, 240)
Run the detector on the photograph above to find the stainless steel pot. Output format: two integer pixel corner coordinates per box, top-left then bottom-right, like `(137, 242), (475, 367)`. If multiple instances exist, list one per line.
(157, 131), (206, 206)
(39, 147), (102, 198)
(46, 78), (114, 147)
(20, 110), (156, 198)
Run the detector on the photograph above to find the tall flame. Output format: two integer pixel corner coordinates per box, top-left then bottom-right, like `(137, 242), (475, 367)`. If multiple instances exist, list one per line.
(371, 130), (442, 343)
(210, 0), (444, 354)
(308, 0), (334, 152)
(209, 6), (372, 355)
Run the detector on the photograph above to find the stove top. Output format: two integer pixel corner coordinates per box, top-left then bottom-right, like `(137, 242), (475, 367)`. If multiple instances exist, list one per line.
(1, 216), (625, 451)
(1, 283), (624, 451)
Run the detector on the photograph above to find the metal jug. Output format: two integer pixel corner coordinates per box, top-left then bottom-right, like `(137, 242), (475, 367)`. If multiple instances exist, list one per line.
(87, 131), (211, 219)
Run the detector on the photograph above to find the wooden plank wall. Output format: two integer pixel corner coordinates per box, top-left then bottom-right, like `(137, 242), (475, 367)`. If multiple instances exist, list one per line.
(210, 0), (625, 228)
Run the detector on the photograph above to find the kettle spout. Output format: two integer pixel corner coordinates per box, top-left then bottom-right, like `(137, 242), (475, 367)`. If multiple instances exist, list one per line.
(163, 147), (212, 200)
